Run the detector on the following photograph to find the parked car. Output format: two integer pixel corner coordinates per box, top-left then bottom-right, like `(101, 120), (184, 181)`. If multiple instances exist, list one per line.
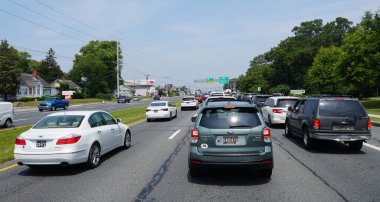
(181, 96), (199, 110)
(251, 95), (272, 110)
(117, 95), (131, 103)
(14, 111), (131, 168)
(0, 102), (14, 128)
(241, 93), (256, 101)
(38, 97), (69, 112)
(146, 101), (177, 122)
(153, 95), (161, 100)
(261, 96), (299, 126)
(285, 96), (372, 150)
(188, 101), (273, 178)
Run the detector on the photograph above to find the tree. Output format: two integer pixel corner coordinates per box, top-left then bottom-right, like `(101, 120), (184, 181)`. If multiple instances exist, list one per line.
(239, 54), (272, 93)
(38, 48), (64, 83)
(0, 40), (21, 100)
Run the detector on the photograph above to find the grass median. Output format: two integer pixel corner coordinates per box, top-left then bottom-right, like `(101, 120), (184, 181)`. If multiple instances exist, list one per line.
(14, 98), (117, 108)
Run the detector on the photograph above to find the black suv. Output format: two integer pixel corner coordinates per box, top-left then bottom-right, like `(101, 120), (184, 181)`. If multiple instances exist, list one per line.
(285, 96), (372, 150)
(251, 94), (271, 109)
(117, 95), (131, 103)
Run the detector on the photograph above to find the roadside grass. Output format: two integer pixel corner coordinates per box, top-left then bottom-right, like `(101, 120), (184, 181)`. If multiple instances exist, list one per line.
(13, 98), (117, 108)
(171, 99), (181, 107)
(360, 98), (380, 115)
(110, 106), (147, 124)
(370, 117), (380, 123)
(0, 126), (31, 164)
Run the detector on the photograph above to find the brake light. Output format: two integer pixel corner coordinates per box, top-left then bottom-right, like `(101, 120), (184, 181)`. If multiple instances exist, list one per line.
(190, 160), (202, 164)
(261, 160), (273, 164)
(56, 135), (81, 145)
(15, 138), (26, 145)
(224, 106), (235, 109)
(272, 109), (282, 113)
(162, 108), (169, 111)
(367, 119), (372, 130)
(191, 129), (199, 143)
(263, 128), (271, 143)
(313, 119), (320, 130)
(335, 98), (345, 101)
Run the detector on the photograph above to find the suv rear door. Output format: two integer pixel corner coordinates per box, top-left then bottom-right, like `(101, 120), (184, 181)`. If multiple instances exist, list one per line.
(196, 107), (266, 156)
(317, 99), (369, 132)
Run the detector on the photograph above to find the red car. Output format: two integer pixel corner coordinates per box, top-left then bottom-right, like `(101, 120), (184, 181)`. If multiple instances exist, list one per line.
(195, 95), (204, 103)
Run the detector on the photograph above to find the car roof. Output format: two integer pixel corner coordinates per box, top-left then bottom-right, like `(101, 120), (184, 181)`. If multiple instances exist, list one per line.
(45, 111), (104, 117)
(269, 96), (299, 101)
(203, 101), (255, 109)
(150, 101), (168, 104)
(183, 96), (195, 98)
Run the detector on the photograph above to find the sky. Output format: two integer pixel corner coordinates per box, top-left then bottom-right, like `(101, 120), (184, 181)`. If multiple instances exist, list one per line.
(1, 0), (379, 90)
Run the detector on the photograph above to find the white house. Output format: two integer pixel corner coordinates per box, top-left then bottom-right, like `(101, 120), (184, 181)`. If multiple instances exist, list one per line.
(16, 72), (54, 100)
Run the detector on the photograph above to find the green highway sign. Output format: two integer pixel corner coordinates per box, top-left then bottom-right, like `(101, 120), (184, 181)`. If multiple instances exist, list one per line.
(207, 77), (214, 84)
(218, 76), (230, 84)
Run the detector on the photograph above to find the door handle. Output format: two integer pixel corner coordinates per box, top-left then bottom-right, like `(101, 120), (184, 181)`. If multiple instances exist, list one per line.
(97, 131), (102, 134)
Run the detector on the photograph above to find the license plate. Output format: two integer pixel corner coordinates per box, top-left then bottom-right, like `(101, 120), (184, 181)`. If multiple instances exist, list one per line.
(154, 110), (158, 113)
(36, 141), (46, 147)
(223, 136), (238, 144)
(333, 125), (354, 130)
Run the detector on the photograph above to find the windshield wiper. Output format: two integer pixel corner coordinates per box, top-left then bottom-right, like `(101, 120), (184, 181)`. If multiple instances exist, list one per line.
(229, 125), (252, 128)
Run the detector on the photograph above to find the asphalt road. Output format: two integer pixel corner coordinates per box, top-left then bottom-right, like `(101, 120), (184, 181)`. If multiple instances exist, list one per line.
(0, 108), (379, 201)
(10, 97), (179, 127)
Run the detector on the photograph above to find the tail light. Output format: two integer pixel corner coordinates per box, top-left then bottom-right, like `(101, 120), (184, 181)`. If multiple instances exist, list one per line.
(162, 108), (169, 111)
(272, 109), (282, 113)
(263, 128), (271, 143)
(15, 138), (26, 145)
(191, 129), (199, 143)
(313, 119), (320, 130)
(367, 119), (372, 130)
(56, 135), (81, 145)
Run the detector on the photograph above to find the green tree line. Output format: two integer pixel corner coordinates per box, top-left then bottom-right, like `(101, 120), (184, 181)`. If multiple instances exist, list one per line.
(239, 10), (380, 97)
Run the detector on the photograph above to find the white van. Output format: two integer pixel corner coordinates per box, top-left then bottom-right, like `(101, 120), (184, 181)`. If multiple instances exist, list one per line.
(0, 102), (14, 128)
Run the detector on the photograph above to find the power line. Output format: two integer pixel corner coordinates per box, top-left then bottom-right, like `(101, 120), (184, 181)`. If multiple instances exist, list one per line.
(0, 8), (86, 43)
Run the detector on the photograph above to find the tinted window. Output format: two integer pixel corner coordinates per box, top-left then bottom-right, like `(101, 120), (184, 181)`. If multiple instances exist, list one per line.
(276, 99), (298, 107)
(150, 102), (167, 107)
(119, 96), (126, 99)
(207, 98), (236, 102)
(318, 100), (366, 117)
(34, 115), (84, 128)
(183, 97), (195, 101)
(199, 108), (261, 129)
(89, 113), (104, 128)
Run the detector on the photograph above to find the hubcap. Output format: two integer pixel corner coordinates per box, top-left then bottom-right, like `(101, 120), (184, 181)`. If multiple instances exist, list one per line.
(303, 132), (308, 145)
(6, 120), (11, 127)
(285, 124), (288, 134)
(91, 145), (100, 165)
(125, 133), (131, 147)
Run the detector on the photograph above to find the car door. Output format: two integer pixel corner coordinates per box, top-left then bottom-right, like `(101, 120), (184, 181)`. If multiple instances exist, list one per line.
(169, 103), (176, 116)
(88, 112), (114, 154)
(288, 100), (301, 132)
(262, 98), (272, 122)
(100, 112), (122, 150)
(290, 100), (306, 135)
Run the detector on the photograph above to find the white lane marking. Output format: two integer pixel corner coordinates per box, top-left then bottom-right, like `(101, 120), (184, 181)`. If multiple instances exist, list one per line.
(14, 119), (28, 122)
(168, 130), (181, 140)
(364, 143), (380, 152)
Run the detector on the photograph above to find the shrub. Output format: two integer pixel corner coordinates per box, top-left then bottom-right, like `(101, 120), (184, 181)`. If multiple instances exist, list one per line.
(20, 97), (29, 102)
(72, 91), (87, 99)
(96, 93), (112, 100)
(269, 84), (291, 95)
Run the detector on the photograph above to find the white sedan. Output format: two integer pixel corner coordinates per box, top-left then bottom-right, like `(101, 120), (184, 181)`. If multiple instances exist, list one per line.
(146, 101), (177, 122)
(14, 111), (131, 169)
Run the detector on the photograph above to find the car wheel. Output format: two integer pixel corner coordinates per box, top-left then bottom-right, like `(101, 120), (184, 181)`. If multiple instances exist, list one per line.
(122, 131), (131, 149)
(174, 110), (178, 118)
(39, 109), (43, 112)
(63, 104), (68, 110)
(260, 168), (272, 178)
(267, 116), (272, 127)
(147, 118), (151, 122)
(168, 113), (172, 121)
(189, 167), (202, 178)
(303, 128), (314, 150)
(284, 121), (292, 137)
(4, 118), (12, 128)
(87, 143), (101, 169)
(51, 105), (56, 111)
(348, 141), (363, 151)
(181, 107), (184, 111)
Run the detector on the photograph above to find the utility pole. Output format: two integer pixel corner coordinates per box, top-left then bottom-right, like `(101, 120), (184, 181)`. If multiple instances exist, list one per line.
(144, 74), (151, 96)
(164, 72), (169, 97)
(116, 32), (120, 98)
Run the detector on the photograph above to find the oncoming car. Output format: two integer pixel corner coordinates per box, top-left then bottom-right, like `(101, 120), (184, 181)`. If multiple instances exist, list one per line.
(146, 101), (177, 121)
(14, 111), (131, 169)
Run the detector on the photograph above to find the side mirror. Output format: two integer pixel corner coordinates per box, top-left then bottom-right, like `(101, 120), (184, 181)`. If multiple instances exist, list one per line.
(288, 106), (293, 112)
(191, 115), (197, 122)
(116, 118), (122, 123)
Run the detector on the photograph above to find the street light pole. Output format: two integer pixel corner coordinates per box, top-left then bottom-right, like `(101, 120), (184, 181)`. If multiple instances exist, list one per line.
(116, 32), (120, 98)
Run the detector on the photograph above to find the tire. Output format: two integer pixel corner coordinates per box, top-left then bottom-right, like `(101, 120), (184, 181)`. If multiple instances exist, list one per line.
(260, 168), (272, 178)
(168, 113), (172, 121)
(189, 167), (202, 178)
(267, 116), (272, 127)
(51, 105), (56, 111)
(63, 104), (68, 110)
(87, 143), (101, 169)
(174, 110), (178, 118)
(39, 109), (43, 112)
(303, 128), (314, 150)
(122, 131), (131, 149)
(147, 118), (151, 122)
(284, 121), (293, 137)
(181, 107), (184, 111)
(4, 118), (12, 128)
(348, 141), (363, 151)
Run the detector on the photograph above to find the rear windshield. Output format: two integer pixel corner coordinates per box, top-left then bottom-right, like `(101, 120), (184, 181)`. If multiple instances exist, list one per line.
(211, 93), (224, 96)
(119, 96), (127, 99)
(199, 108), (261, 129)
(150, 102), (166, 107)
(318, 100), (366, 117)
(256, 97), (269, 103)
(34, 115), (85, 128)
(183, 97), (195, 101)
(276, 99), (298, 107)
(207, 98), (236, 102)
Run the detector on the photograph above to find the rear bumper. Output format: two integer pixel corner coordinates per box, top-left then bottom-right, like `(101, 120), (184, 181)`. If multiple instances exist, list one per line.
(310, 132), (371, 141)
(146, 112), (170, 119)
(14, 150), (88, 165)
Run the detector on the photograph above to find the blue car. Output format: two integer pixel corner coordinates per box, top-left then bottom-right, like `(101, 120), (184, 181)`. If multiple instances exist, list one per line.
(38, 97), (69, 112)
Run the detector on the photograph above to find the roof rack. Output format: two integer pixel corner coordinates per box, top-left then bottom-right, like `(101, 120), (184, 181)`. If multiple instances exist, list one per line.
(308, 94), (354, 98)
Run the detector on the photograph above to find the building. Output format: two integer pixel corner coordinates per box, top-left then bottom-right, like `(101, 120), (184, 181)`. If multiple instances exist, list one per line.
(119, 80), (156, 96)
(16, 72), (54, 99)
(51, 79), (82, 95)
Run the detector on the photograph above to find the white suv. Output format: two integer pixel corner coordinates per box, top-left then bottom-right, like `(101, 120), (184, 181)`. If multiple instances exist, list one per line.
(261, 96), (299, 126)
(0, 102), (14, 128)
(181, 96), (199, 110)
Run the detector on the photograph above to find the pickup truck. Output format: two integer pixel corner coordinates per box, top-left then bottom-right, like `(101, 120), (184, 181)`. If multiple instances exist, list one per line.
(38, 97), (69, 111)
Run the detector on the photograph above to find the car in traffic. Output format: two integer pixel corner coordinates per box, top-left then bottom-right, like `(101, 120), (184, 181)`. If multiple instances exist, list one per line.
(272, 93), (284, 96)
(181, 96), (199, 110)
(204, 96), (236, 105)
(153, 94), (161, 100)
(38, 97), (69, 111)
(251, 95), (272, 110)
(230, 92), (238, 98)
(241, 93), (256, 101)
(195, 95), (204, 103)
(261, 96), (299, 126)
(188, 101), (273, 178)
(285, 96), (372, 150)
(0, 102), (14, 128)
(132, 97), (141, 101)
(146, 101), (177, 121)
(210, 92), (225, 97)
(14, 111), (131, 168)
(117, 95), (131, 103)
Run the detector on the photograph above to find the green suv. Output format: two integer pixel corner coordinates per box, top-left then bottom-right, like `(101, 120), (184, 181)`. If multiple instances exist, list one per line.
(188, 101), (273, 178)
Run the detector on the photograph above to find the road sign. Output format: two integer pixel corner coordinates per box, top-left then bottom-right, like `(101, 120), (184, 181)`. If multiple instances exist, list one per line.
(207, 77), (214, 84)
(218, 77), (230, 84)
(258, 87), (261, 92)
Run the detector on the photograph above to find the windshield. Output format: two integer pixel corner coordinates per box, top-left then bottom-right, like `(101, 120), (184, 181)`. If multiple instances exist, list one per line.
(150, 102), (167, 107)
(199, 108), (261, 129)
(44, 98), (56, 101)
(183, 98), (195, 101)
(276, 99), (298, 107)
(34, 115), (85, 128)
(319, 100), (366, 117)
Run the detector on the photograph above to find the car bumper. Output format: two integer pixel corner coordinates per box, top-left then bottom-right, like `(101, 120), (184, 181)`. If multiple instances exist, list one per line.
(14, 150), (88, 165)
(181, 104), (197, 108)
(310, 132), (371, 141)
(270, 114), (286, 124)
(38, 106), (52, 110)
(146, 112), (170, 119)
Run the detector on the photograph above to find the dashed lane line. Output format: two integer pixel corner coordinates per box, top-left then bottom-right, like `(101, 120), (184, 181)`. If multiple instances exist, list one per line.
(168, 130), (181, 140)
